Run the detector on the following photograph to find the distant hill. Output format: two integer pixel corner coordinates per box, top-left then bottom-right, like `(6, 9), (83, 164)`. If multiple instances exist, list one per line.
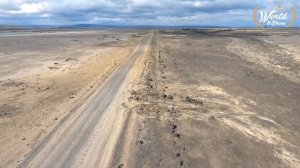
(61, 24), (232, 29)
(0, 25), (25, 30)
(0, 24), (232, 30)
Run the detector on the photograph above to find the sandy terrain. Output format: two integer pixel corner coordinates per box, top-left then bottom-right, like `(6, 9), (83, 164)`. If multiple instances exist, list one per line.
(0, 29), (146, 167)
(112, 29), (300, 168)
(20, 34), (152, 168)
(1, 29), (300, 168)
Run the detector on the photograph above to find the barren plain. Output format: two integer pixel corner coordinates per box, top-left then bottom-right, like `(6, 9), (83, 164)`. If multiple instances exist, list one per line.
(0, 29), (300, 168)
(112, 29), (300, 168)
(0, 29), (146, 167)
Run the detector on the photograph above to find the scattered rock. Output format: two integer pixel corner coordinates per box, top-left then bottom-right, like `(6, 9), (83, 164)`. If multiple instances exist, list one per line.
(180, 161), (184, 166)
(175, 133), (181, 139)
(0, 79), (30, 88)
(209, 116), (216, 120)
(169, 107), (179, 114)
(48, 67), (58, 70)
(162, 94), (173, 100)
(225, 139), (233, 144)
(131, 90), (138, 95)
(146, 75), (153, 82)
(171, 124), (177, 133)
(148, 84), (153, 89)
(172, 124), (177, 130)
(65, 58), (77, 62)
(185, 96), (203, 105)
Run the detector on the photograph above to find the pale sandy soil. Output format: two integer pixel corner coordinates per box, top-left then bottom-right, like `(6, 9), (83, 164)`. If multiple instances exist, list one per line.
(0, 30), (145, 167)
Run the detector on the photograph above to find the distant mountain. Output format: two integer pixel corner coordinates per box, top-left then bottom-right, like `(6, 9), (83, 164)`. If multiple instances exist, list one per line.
(0, 25), (25, 30)
(61, 24), (232, 29)
(0, 24), (262, 30)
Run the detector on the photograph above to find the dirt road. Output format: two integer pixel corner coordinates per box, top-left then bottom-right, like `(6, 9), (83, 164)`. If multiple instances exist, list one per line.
(19, 35), (152, 168)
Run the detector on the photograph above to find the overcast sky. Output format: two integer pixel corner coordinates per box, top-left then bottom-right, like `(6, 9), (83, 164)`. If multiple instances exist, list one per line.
(0, 0), (299, 26)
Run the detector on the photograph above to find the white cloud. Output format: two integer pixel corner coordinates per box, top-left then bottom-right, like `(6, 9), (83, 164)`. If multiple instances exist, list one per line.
(130, 0), (160, 7)
(19, 2), (48, 14)
(0, 0), (297, 26)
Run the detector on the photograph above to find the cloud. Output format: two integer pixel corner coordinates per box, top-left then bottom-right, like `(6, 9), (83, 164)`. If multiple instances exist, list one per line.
(19, 2), (48, 14)
(0, 0), (298, 26)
